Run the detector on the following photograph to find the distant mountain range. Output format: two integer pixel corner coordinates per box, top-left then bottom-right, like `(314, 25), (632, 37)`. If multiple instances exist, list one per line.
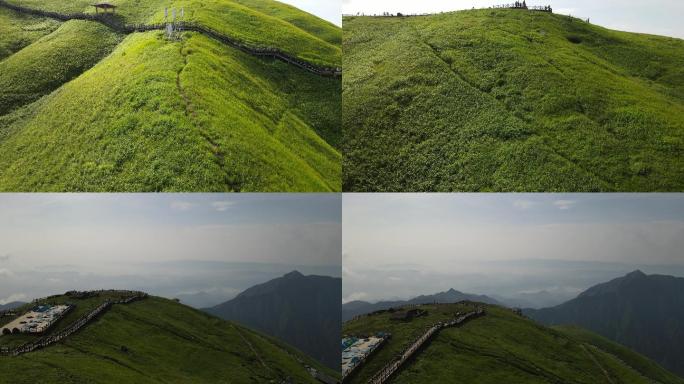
(175, 291), (230, 309)
(0, 301), (25, 311)
(492, 289), (578, 309)
(204, 271), (341, 371)
(526, 270), (684, 377)
(342, 288), (500, 321)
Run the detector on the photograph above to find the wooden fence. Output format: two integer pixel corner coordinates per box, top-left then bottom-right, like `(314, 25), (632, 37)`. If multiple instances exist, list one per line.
(0, 291), (147, 357)
(366, 307), (485, 384)
(0, 0), (341, 78)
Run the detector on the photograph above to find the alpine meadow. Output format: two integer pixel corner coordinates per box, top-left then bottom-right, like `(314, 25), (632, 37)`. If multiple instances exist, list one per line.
(0, 0), (341, 192)
(0, 291), (340, 383)
(342, 9), (684, 192)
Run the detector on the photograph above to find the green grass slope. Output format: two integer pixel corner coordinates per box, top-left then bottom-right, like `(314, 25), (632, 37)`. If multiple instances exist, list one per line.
(231, 0), (341, 46)
(0, 31), (340, 191)
(555, 325), (684, 384)
(0, 7), (60, 60)
(0, 294), (339, 383)
(343, 303), (684, 383)
(343, 10), (684, 191)
(5, 0), (341, 67)
(0, 20), (121, 115)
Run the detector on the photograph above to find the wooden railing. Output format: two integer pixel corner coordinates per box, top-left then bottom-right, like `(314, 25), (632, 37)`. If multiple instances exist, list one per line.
(0, 0), (341, 78)
(366, 307), (485, 384)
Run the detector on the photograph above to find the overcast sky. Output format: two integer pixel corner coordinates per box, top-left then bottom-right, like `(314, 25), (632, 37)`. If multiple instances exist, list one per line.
(281, 0), (341, 26)
(0, 194), (341, 306)
(343, 194), (684, 304)
(342, 0), (684, 39)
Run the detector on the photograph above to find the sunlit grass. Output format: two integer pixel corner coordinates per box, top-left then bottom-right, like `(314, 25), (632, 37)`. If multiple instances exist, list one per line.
(343, 10), (684, 191)
(0, 1), (341, 191)
(4, 0), (341, 67)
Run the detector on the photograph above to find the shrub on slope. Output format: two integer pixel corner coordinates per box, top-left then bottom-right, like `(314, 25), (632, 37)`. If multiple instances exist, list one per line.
(0, 7), (60, 60)
(0, 31), (340, 191)
(343, 10), (684, 191)
(0, 20), (121, 115)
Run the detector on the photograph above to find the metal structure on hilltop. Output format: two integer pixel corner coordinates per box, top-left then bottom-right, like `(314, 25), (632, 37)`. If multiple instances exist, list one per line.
(165, 6), (185, 40)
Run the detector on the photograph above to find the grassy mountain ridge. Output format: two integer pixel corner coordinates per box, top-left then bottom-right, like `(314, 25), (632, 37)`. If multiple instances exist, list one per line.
(0, 294), (339, 383)
(342, 288), (500, 321)
(343, 302), (684, 383)
(0, 19), (121, 115)
(556, 325), (684, 384)
(0, 6), (60, 60)
(0, 0), (341, 191)
(343, 10), (684, 191)
(4, 0), (341, 67)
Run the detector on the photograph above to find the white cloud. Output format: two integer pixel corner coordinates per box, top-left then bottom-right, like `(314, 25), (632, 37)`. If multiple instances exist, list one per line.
(513, 200), (536, 210)
(0, 268), (13, 277)
(554, 8), (577, 16)
(0, 293), (27, 305)
(343, 292), (369, 303)
(553, 200), (576, 210)
(211, 201), (235, 212)
(170, 201), (195, 211)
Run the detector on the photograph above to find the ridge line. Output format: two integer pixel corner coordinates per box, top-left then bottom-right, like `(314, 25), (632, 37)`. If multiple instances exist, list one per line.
(0, 0), (341, 78)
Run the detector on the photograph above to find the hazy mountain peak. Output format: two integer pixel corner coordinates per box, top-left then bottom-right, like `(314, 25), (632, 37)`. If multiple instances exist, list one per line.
(283, 270), (304, 279)
(447, 288), (458, 294)
(625, 269), (647, 279)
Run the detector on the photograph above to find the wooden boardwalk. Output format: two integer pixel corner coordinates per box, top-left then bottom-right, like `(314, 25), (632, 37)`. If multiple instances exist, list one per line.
(0, 291), (147, 357)
(0, 0), (341, 78)
(366, 307), (485, 384)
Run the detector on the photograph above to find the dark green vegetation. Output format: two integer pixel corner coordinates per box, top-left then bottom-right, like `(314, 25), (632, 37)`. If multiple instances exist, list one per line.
(342, 287), (499, 321)
(0, 0), (341, 192)
(206, 271), (341, 371)
(0, 7), (59, 60)
(526, 270), (684, 377)
(343, 10), (684, 191)
(343, 302), (684, 383)
(0, 302), (24, 311)
(0, 293), (339, 383)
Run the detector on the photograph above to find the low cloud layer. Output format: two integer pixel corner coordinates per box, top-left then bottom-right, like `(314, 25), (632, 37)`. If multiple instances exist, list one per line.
(343, 194), (684, 304)
(0, 194), (341, 307)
